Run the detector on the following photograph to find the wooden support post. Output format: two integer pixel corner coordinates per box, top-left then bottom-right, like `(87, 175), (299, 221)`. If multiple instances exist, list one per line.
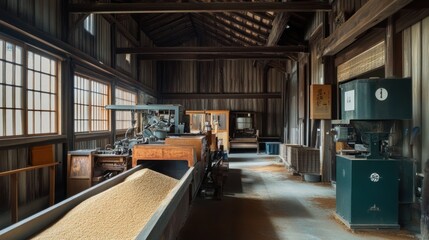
(262, 66), (270, 137)
(320, 56), (335, 182)
(111, 21), (117, 69)
(49, 166), (55, 206)
(110, 81), (116, 144)
(385, 16), (395, 78)
(10, 174), (18, 223)
(219, 60), (224, 94)
(63, 58), (75, 151)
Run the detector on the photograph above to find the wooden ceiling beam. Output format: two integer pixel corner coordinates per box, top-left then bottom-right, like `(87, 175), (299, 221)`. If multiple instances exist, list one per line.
(395, 9), (429, 33)
(161, 93), (281, 99)
(266, 12), (291, 46)
(322, 0), (413, 56)
(137, 54), (292, 60)
(68, 2), (331, 14)
(116, 46), (308, 54)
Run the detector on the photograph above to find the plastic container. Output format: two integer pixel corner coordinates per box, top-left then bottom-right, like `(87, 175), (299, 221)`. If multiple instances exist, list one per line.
(265, 142), (280, 155)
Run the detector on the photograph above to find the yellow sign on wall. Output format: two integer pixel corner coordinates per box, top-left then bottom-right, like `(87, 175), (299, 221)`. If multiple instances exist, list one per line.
(310, 84), (332, 119)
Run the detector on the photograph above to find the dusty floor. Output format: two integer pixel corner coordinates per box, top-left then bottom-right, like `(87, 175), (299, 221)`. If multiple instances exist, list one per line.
(178, 153), (418, 240)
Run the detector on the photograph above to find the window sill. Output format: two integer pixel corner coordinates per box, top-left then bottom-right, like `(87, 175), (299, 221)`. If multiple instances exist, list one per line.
(0, 135), (67, 149)
(75, 132), (111, 141)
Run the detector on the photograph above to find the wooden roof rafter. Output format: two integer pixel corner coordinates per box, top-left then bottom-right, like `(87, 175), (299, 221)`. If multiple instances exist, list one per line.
(195, 13), (265, 45)
(116, 46), (308, 55)
(212, 13), (269, 38)
(156, 27), (196, 46)
(246, 11), (275, 24)
(149, 15), (190, 37)
(144, 14), (185, 33)
(152, 23), (194, 43)
(198, 29), (237, 46)
(192, 20), (239, 46)
(139, 13), (168, 26)
(192, 17), (253, 46)
(209, 14), (267, 43)
(227, 12), (272, 32)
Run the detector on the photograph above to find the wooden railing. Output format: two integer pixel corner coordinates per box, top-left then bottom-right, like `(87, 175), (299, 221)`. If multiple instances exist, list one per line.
(0, 162), (58, 224)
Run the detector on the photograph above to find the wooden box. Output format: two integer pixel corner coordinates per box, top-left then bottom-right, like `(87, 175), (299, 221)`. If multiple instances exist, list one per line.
(31, 144), (55, 165)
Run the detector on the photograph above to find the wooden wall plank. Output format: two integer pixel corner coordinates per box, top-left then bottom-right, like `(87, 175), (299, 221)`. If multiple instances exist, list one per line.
(422, 17), (429, 169)
(403, 28), (412, 77)
(411, 22), (422, 171)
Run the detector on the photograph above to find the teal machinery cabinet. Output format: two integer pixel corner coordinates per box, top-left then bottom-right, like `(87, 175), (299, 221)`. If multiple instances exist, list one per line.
(336, 156), (399, 228)
(335, 78), (412, 229)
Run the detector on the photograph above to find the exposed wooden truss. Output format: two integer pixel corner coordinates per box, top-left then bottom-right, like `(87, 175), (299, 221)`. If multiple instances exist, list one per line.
(195, 13), (266, 45)
(116, 46), (308, 54)
(116, 46), (304, 60)
(68, 2), (331, 14)
(322, 0), (413, 56)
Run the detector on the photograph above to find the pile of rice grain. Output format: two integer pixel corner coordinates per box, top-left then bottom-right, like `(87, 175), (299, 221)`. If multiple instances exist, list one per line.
(33, 169), (178, 240)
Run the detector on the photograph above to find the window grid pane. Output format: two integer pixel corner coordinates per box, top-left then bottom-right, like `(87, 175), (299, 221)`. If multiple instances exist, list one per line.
(0, 40), (24, 137)
(27, 51), (58, 135)
(74, 75), (109, 133)
(115, 88), (136, 130)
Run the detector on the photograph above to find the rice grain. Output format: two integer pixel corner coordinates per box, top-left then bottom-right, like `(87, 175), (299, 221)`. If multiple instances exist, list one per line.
(32, 169), (178, 240)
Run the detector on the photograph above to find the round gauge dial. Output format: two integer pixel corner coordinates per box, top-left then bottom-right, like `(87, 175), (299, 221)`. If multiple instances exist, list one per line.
(375, 88), (388, 101)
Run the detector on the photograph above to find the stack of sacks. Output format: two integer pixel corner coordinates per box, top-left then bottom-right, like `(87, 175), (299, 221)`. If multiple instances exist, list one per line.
(33, 169), (178, 240)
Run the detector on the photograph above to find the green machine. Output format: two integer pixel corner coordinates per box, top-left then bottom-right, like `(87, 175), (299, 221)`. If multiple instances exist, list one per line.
(334, 78), (414, 229)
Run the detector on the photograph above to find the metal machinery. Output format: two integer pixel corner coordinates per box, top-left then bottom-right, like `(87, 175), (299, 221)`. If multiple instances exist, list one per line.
(332, 78), (414, 229)
(229, 111), (259, 153)
(186, 110), (230, 152)
(106, 104), (184, 141)
(65, 104), (184, 196)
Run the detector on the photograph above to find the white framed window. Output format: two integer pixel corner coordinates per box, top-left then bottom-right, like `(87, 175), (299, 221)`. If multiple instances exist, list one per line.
(115, 87), (137, 130)
(0, 40), (24, 137)
(0, 36), (60, 138)
(84, 14), (95, 36)
(27, 51), (58, 134)
(74, 75), (109, 133)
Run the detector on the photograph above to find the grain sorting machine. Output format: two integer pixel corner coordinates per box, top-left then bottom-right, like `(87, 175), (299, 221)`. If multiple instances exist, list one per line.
(332, 78), (414, 229)
(0, 104), (228, 239)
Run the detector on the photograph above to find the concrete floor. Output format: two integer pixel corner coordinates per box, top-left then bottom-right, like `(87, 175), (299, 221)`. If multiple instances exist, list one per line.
(178, 153), (417, 240)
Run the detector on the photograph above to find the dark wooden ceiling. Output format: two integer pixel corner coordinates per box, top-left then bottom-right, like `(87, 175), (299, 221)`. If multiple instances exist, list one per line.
(134, 1), (315, 47)
(71, 0), (328, 48)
